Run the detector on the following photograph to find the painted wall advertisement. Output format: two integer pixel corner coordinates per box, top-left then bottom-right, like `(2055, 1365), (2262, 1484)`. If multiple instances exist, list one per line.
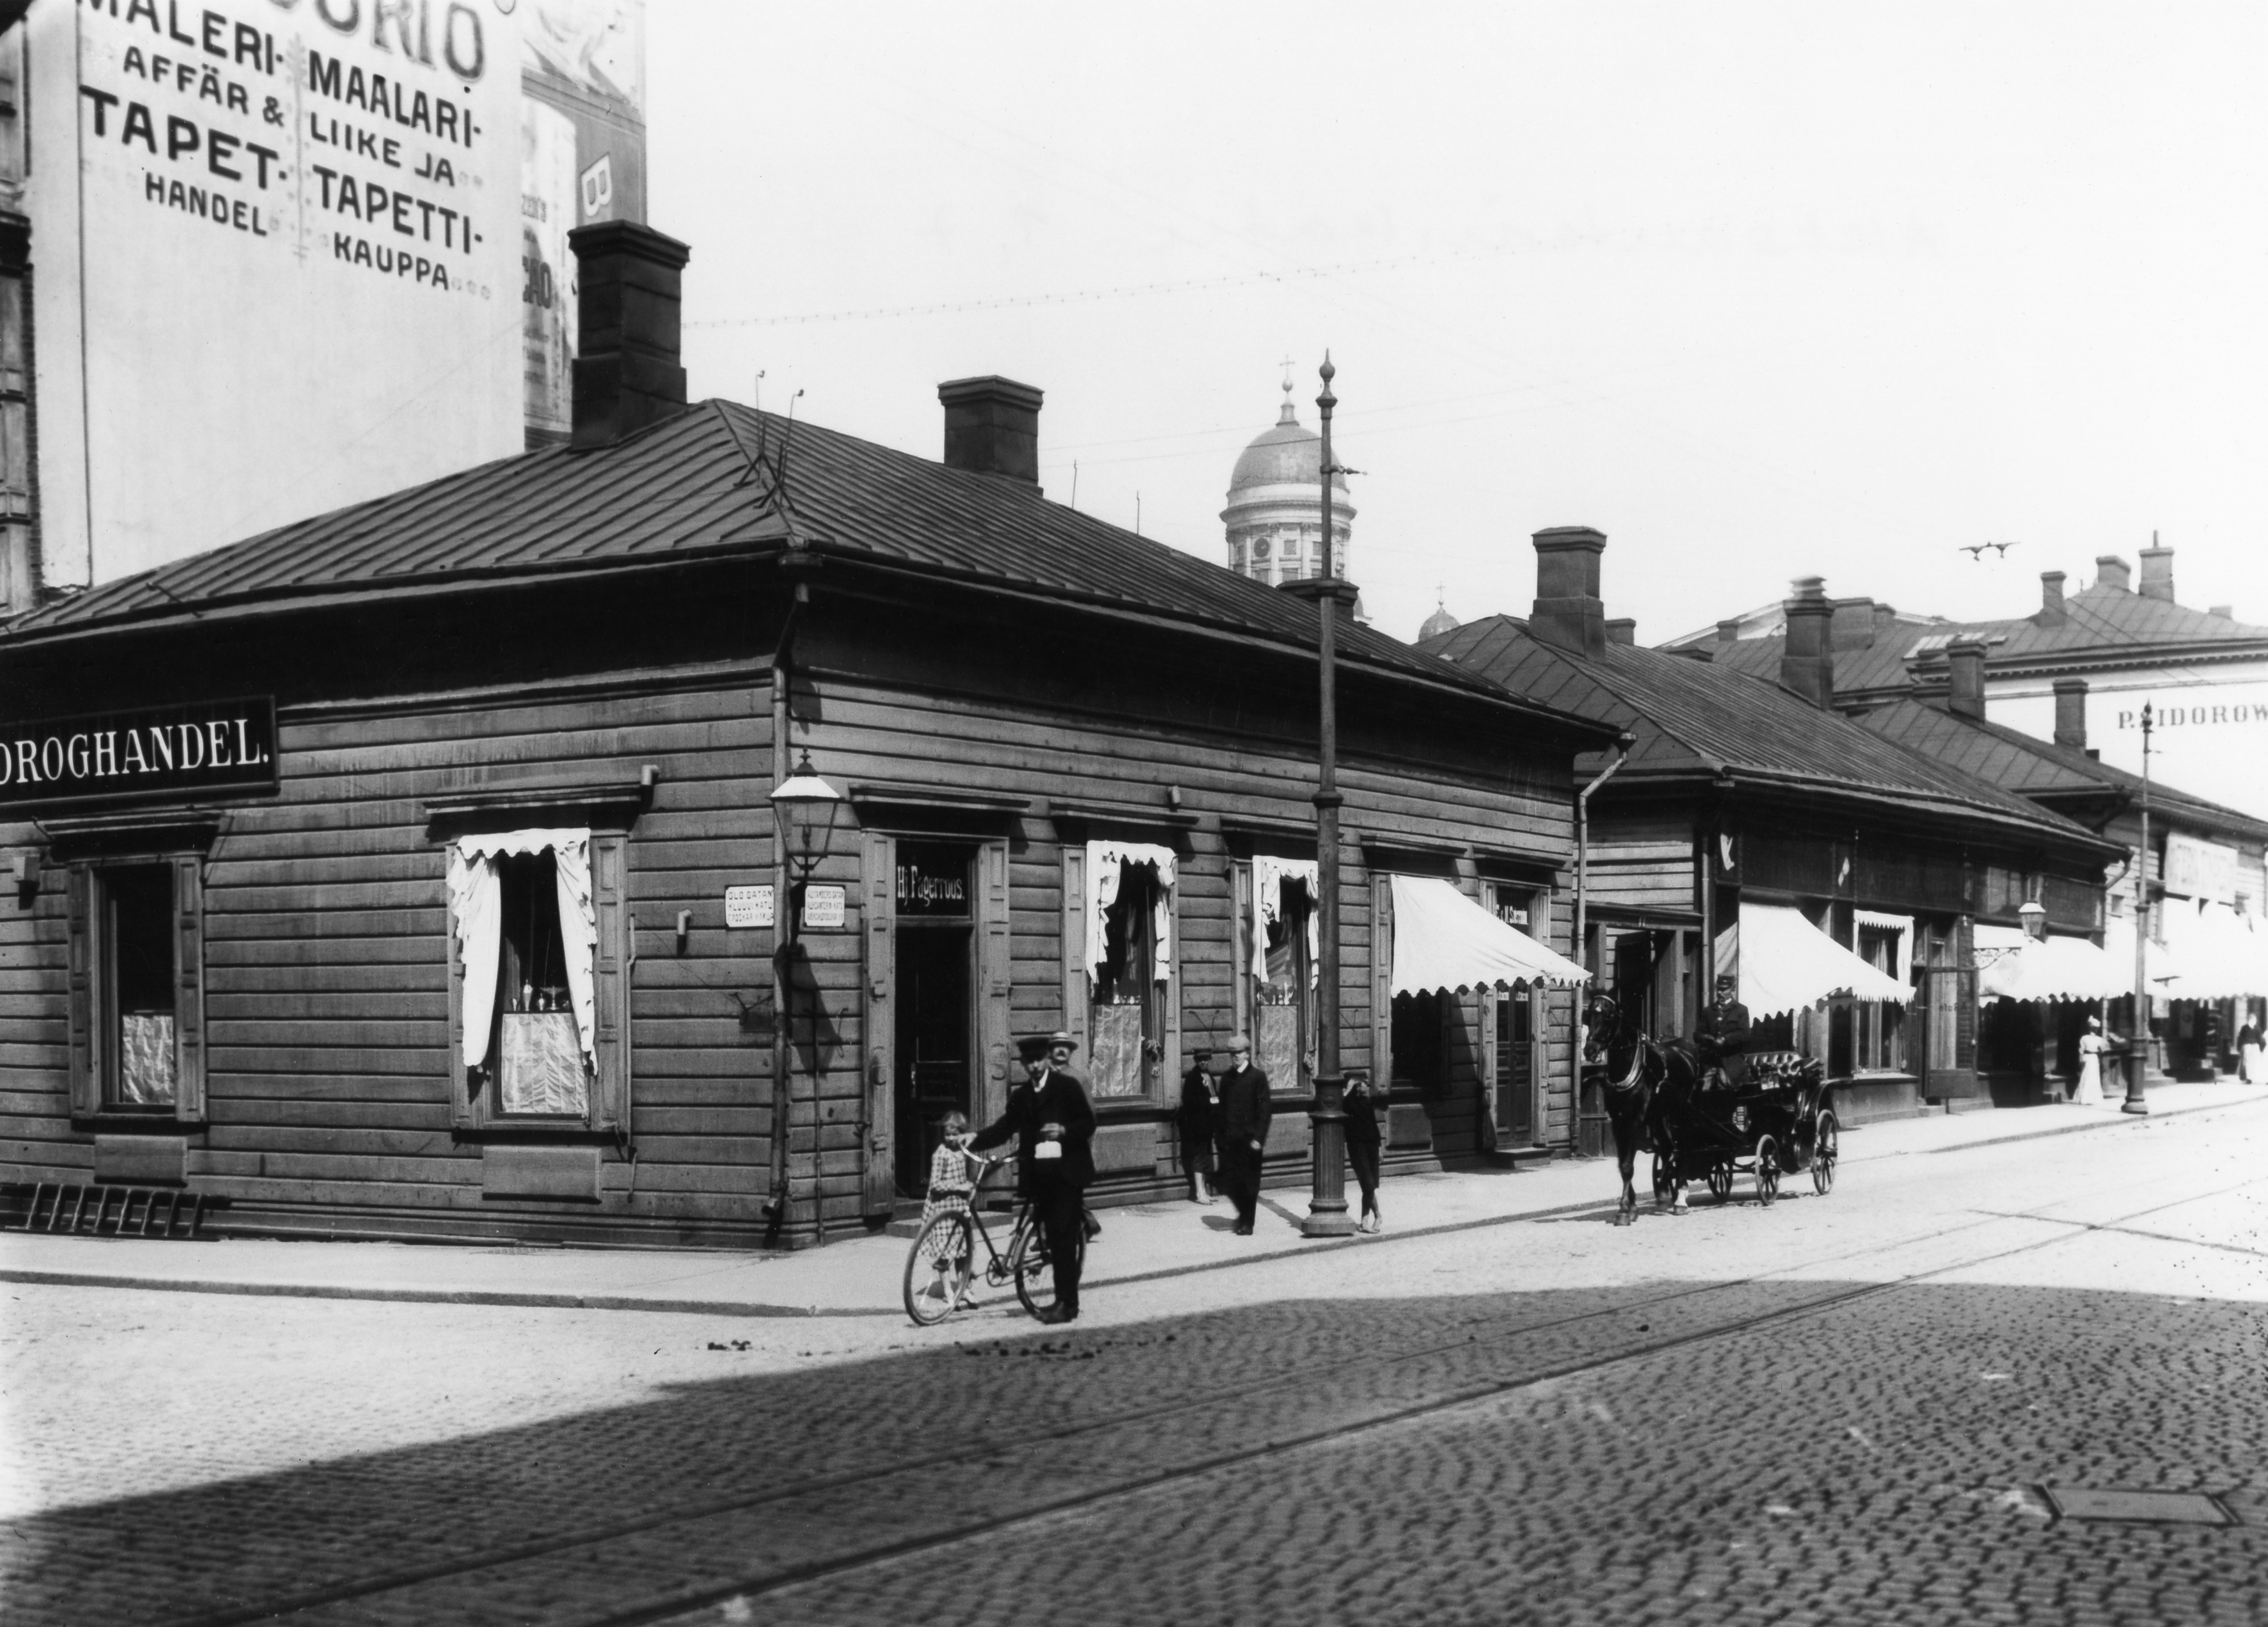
(518, 0), (646, 443)
(65, 0), (526, 580)
(1994, 675), (2268, 825)
(35, 0), (645, 590)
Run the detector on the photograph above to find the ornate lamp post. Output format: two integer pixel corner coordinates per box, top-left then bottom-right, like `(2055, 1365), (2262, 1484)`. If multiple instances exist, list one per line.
(764, 751), (841, 1226)
(1282, 354), (1358, 1238)
(2124, 702), (2153, 1115)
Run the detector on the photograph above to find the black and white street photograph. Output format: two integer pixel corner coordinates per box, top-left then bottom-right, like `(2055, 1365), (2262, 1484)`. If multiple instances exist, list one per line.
(3, 5), (2266, 1623)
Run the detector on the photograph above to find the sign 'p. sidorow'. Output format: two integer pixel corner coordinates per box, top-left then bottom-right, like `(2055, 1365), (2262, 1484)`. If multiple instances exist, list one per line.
(0, 697), (278, 812)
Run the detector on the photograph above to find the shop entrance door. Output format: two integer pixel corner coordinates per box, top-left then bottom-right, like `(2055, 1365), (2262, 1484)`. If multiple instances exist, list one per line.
(892, 925), (972, 1198)
(1494, 991), (1533, 1143)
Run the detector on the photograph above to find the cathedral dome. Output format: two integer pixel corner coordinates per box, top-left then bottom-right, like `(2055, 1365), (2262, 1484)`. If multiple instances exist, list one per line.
(1228, 412), (1349, 496)
(1419, 599), (1460, 641)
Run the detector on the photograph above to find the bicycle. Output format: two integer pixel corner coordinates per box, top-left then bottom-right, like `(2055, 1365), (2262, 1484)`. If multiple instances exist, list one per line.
(902, 1150), (1086, 1326)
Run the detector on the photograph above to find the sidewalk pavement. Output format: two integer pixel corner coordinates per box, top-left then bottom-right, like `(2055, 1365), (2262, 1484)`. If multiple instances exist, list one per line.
(6, 1081), (2262, 1321)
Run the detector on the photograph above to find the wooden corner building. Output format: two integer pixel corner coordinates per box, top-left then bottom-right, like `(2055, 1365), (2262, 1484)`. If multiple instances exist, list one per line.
(0, 224), (1617, 1247)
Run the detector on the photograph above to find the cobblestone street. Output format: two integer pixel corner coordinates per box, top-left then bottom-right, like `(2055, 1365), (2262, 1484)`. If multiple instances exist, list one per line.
(6, 1099), (2267, 1626)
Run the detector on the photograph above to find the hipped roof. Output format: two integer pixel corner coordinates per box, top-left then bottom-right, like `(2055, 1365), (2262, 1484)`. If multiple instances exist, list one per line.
(1421, 615), (2119, 855)
(1857, 699), (2268, 847)
(1705, 580), (2268, 698)
(0, 401), (1606, 737)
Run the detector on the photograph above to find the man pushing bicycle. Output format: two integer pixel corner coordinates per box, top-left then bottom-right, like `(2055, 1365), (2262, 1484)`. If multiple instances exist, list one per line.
(968, 1031), (1097, 1323)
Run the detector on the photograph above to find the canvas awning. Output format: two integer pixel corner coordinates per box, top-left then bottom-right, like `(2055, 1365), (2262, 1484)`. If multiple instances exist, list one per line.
(1975, 923), (2130, 1003)
(2154, 899), (2268, 1001)
(1388, 874), (1589, 996)
(1732, 903), (1908, 1019)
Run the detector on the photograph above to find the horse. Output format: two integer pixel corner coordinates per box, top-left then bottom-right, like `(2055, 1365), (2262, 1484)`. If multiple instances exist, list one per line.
(1585, 993), (1705, 1223)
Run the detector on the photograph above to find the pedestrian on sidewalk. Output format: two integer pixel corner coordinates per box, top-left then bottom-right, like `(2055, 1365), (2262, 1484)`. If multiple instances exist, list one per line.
(1344, 1069), (1383, 1232)
(1178, 1048), (1220, 1205)
(970, 1032), (1096, 1323)
(2075, 1016), (2114, 1106)
(1217, 1036), (1272, 1235)
(2238, 1017), (2263, 1086)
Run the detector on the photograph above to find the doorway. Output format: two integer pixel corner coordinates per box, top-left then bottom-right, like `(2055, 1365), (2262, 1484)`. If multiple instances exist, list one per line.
(890, 842), (976, 1199)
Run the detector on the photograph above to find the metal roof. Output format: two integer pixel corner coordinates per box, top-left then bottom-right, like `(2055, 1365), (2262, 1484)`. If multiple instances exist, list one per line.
(1706, 582), (2268, 697)
(1855, 699), (2268, 846)
(0, 401), (1591, 731)
(1421, 616), (2117, 851)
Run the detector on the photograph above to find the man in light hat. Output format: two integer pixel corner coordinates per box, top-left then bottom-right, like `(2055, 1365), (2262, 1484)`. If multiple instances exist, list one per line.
(969, 1030), (1097, 1322)
(1215, 1035), (1272, 1235)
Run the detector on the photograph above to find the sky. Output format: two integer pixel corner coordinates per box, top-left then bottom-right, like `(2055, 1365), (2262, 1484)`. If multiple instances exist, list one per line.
(648, 3), (2267, 646)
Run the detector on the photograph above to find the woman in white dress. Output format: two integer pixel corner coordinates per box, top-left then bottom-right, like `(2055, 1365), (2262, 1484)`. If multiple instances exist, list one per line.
(2073, 1016), (2113, 1106)
(2238, 1018), (2264, 1086)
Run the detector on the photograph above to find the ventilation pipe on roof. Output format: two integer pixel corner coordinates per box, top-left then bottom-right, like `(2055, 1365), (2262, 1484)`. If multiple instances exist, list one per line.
(937, 377), (1044, 484)
(2039, 572), (2067, 627)
(1779, 578), (1836, 709)
(2053, 678), (2088, 749)
(2138, 543), (2175, 603)
(1529, 526), (1608, 659)
(1947, 639), (1988, 720)
(569, 221), (691, 450)
(2095, 554), (2131, 592)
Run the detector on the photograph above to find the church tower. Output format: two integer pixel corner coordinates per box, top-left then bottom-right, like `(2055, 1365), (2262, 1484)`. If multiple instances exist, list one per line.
(1222, 372), (1356, 592)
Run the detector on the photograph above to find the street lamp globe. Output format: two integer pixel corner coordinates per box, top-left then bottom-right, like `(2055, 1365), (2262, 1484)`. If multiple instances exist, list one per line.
(771, 751), (842, 878)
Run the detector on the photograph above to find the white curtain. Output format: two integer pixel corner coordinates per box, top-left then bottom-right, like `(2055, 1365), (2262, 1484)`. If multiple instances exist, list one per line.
(1086, 840), (1176, 985)
(448, 829), (597, 1066)
(1251, 854), (1321, 981)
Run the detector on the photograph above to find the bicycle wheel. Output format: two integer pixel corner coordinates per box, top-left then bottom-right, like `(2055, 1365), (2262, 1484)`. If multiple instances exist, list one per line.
(903, 1212), (975, 1326)
(1010, 1217), (1086, 1320)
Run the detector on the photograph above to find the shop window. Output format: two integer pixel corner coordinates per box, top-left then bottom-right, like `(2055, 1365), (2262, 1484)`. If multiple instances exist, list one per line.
(1854, 924), (1906, 1072)
(1069, 840), (1177, 1101)
(1249, 856), (1316, 1093)
(67, 858), (206, 1122)
(445, 827), (630, 1132)
(1391, 990), (1448, 1094)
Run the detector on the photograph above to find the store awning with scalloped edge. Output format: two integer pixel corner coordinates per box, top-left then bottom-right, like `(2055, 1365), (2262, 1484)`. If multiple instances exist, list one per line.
(2152, 899), (2268, 1001)
(1729, 903), (1908, 1019)
(1975, 923), (2131, 1003)
(1388, 874), (1590, 996)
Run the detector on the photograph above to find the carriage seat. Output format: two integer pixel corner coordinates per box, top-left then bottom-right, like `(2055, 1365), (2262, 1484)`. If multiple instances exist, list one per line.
(1741, 1050), (1811, 1090)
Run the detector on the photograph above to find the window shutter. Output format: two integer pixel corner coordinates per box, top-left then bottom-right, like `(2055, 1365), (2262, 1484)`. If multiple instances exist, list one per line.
(66, 863), (97, 1117)
(861, 829), (895, 1218)
(1162, 871), (1182, 1092)
(977, 838), (1012, 1131)
(171, 855), (207, 1123)
(1231, 859), (1253, 1050)
(590, 833), (630, 1132)
(1061, 843), (1088, 1058)
(1370, 871), (1394, 1090)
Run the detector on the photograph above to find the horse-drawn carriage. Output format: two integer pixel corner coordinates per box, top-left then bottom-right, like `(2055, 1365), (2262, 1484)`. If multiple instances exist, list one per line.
(1585, 995), (1840, 1222)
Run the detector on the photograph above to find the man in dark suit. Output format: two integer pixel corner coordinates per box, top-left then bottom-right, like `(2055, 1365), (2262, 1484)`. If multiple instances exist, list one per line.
(1696, 974), (1752, 1091)
(969, 1030), (1096, 1322)
(1215, 1035), (1272, 1235)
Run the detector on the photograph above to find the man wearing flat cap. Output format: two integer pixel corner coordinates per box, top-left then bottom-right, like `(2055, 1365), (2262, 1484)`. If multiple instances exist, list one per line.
(969, 1030), (1097, 1322)
(1215, 1035), (1272, 1235)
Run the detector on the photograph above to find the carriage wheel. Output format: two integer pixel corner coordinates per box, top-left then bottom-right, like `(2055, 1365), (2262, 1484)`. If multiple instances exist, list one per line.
(1706, 1162), (1733, 1202)
(1753, 1136), (1781, 1206)
(1811, 1112), (1839, 1196)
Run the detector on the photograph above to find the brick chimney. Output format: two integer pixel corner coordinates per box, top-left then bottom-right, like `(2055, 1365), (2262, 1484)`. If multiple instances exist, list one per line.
(937, 376), (1043, 483)
(1830, 596), (1879, 651)
(1715, 619), (1741, 646)
(2052, 677), (2088, 749)
(1529, 526), (1608, 659)
(2039, 572), (2067, 627)
(1605, 617), (1636, 646)
(2138, 544), (2175, 603)
(2095, 554), (2131, 592)
(569, 221), (690, 449)
(1947, 639), (1987, 720)
(1874, 604), (1899, 640)
(1779, 578), (1835, 709)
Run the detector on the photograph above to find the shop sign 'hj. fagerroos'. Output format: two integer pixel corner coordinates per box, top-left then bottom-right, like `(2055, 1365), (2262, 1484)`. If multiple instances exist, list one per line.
(0, 698), (278, 812)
